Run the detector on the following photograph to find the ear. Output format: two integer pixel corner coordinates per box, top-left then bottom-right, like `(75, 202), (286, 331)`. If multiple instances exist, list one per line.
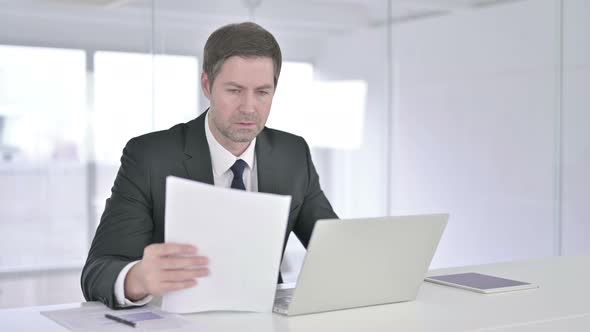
(201, 72), (211, 99)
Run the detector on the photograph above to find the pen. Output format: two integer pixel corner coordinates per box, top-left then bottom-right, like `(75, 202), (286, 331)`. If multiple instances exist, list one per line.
(105, 313), (136, 328)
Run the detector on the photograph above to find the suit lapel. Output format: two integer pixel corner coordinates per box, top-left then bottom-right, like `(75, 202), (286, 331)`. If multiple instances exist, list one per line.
(256, 128), (280, 195)
(182, 111), (214, 185)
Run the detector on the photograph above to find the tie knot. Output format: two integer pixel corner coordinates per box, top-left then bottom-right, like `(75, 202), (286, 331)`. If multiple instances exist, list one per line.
(230, 159), (247, 178)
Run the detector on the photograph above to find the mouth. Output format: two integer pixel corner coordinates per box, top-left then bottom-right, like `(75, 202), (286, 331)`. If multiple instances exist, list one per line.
(235, 122), (257, 129)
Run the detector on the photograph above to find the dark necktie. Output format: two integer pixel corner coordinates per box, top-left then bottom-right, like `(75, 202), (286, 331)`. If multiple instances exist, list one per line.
(230, 159), (247, 190)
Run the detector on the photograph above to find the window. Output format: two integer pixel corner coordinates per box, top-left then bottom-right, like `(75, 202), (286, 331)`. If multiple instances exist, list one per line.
(0, 47), (200, 271)
(0, 45), (87, 270)
(268, 62), (367, 149)
(94, 51), (199, 163)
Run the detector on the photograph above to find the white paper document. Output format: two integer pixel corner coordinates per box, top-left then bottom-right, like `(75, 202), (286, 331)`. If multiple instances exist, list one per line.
(41, 303), (191, 332)
(162, 176), (291, 314)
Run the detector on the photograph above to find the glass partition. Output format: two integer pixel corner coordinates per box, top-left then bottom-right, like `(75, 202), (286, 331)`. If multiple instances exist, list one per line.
(1, 0), (588, 309)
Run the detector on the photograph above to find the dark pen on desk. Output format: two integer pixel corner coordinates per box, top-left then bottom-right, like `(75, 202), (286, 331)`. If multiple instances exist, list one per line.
(105, 313), (136, 328)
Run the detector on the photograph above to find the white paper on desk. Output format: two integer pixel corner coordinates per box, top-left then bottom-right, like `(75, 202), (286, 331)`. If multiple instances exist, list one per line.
(162, 176), (291, 314)
(41, 303), (191, 332)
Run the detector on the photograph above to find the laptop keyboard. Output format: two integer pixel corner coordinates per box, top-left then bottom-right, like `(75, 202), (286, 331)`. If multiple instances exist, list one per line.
(274, 296), (292, 306)
(274, 287), (295, 310)
(276, 287), (294, 297)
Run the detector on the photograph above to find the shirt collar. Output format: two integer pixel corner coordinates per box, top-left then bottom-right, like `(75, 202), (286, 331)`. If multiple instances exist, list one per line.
(205, 111), (256, 177)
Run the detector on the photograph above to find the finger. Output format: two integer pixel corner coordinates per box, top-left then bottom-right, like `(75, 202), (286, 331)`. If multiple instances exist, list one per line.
(160, 256), (209, 270)
(152, 243), (198, 257)
(161, 279), (198, 293)
(161, 268), (210, 282)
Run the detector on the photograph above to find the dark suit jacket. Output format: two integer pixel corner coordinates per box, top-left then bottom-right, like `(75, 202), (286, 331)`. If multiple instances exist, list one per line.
(81, 111), (338, 308)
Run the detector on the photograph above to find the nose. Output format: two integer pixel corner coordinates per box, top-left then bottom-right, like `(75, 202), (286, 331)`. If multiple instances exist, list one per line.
(239, 91), (256, 114)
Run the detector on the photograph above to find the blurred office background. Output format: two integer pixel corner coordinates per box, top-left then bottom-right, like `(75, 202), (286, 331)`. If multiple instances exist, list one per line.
(0, 0), (588, 308)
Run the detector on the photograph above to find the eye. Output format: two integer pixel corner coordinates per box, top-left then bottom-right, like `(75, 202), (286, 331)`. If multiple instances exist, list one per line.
(227, 89), (240, 94)
(257, 90), (270, 96)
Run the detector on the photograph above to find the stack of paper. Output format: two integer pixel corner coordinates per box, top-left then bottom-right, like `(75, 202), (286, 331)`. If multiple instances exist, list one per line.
(162, 176), (291, 313)
(41, 303), (191, 331)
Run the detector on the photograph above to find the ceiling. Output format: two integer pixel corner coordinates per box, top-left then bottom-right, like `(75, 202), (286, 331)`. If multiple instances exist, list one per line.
(1, 0), (523, 29)
(0, 0), (523, 55)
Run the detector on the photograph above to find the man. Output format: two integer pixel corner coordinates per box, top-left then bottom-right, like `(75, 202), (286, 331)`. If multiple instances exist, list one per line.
(81, 22), (338, 309)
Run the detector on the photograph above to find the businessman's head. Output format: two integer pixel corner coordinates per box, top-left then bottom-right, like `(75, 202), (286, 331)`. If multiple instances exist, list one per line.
(201, 22), (282, 155)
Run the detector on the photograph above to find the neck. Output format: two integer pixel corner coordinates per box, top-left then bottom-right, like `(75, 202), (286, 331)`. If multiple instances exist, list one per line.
(223, 140), (250, 157)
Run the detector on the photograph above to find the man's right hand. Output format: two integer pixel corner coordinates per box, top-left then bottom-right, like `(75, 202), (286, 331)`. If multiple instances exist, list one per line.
(124, 243), (210, 301)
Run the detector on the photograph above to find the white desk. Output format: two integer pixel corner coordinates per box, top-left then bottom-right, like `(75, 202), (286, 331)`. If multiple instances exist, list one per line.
(1, 255), (589, 332)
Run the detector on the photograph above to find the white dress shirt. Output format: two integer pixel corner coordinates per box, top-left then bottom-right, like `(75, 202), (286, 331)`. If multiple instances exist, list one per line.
(113, 112), (258, 307)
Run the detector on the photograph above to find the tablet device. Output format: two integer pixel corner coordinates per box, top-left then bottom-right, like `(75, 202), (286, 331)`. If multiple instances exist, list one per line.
(425, 272), (538, 294)
(105, 312), (163, 327)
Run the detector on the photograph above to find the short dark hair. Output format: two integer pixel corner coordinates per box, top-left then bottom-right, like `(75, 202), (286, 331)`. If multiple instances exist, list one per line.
(202, 22), (282, 90)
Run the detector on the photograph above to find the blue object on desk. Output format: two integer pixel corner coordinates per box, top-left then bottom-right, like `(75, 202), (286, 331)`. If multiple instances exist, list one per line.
(105, 311), (163, 328)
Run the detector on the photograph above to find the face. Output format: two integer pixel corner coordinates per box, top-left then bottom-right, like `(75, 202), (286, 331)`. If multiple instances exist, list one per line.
(201, 56), (275, 150)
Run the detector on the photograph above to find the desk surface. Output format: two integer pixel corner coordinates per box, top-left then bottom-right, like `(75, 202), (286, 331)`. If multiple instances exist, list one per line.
(1, 255), (589, 332)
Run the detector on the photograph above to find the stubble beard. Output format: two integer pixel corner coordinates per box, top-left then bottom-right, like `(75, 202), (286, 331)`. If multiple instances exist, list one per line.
(215, 116), (263, 144)
(222, 125), (260, 143)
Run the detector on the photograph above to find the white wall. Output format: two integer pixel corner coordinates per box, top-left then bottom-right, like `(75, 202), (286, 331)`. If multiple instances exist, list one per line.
(562, 0), (590, 255)
(390, 0), (560, 268)
(313, 27), (390, 219)
(284, 0), (590, 275)
(280, 26), (391, 282)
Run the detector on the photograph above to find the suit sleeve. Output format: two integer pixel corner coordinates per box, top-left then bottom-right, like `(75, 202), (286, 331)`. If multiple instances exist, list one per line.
(81, 138), (154, 309)
(293, 139), (338, 248)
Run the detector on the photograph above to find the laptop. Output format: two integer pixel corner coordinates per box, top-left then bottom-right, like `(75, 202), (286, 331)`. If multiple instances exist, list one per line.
(273, 214), (448, 316)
